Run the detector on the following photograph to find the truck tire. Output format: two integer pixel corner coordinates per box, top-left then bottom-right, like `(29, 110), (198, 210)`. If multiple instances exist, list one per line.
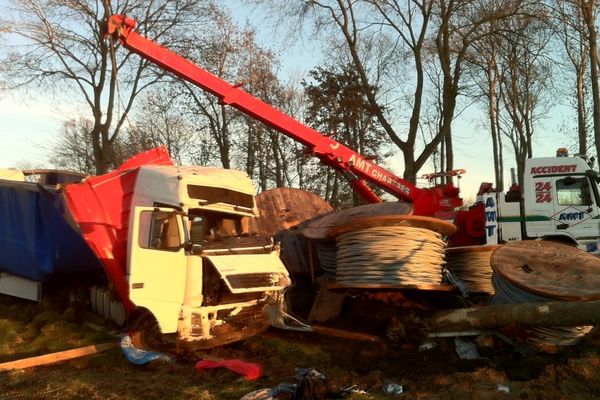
(128, 309), (172, 352)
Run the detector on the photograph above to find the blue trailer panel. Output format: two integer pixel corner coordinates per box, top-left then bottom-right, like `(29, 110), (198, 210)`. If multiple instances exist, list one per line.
(0, 179), (102, 282)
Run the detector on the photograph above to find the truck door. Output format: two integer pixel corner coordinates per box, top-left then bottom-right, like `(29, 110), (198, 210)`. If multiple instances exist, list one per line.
(550, 176), (600, 243)
(127, 207), (187, 333)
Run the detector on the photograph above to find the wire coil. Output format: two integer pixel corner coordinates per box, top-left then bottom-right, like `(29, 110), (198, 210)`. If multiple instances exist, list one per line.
(492, 273), (593, 346)
(315, 241), (337, 275)
(334, 226), (446, 286)
(445, 247), (496, 295)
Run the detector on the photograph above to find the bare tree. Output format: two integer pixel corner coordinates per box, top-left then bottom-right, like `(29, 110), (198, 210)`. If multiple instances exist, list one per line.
(236, 30), (294, 190)
(468, 27), (505, 190)
(303, 63), (386, 207)
(553, 0), (592, 157)
(245, 0), (438, 182)
(579, 0), (600, 161)
(496, 12), (554, 186)
(126, 89), (202, 165)
(0, 0), (211, 173)
(431, 0), (540, 183)
(248, 0), (538, 186)
(178, 4), (254, 170)
(48, 118), (97, 174)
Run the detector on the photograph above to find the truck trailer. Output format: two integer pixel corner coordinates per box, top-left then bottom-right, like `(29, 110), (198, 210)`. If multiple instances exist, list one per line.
(0, 147), (291, 350)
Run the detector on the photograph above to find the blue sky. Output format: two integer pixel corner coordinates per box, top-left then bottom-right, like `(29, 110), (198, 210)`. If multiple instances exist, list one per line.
(0, 1), (569, 201)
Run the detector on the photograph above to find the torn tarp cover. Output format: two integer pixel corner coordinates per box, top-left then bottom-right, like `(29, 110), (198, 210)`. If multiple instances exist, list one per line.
(62, 146), (173, 310)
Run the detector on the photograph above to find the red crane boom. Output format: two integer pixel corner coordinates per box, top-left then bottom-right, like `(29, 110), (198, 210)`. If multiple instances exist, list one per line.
(106, 15), (462, 216)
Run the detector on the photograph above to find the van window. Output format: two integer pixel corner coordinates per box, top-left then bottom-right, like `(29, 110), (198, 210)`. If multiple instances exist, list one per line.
(139, 210), (181, 251)
(556, 178), (592, 206)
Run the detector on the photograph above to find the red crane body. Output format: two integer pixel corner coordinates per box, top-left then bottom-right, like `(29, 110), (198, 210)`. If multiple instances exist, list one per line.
(106, 15), (463, 217)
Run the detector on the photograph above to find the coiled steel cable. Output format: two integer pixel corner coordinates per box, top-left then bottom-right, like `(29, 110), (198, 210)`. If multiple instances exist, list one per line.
(492, 273), (593, 346)
(335, 226), (446, 286)
(446, 248), (496, 295)
(315, 241), (338, 275)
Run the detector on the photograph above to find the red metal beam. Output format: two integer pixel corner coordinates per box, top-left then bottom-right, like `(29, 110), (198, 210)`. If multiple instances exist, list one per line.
(106, 15), (420, 205)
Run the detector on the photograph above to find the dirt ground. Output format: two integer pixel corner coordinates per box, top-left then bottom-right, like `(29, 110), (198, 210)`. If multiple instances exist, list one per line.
(2, 291), (600, 400)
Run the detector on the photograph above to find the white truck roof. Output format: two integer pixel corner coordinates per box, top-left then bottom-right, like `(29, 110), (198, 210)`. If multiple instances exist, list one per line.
(134, 165), (258, 216)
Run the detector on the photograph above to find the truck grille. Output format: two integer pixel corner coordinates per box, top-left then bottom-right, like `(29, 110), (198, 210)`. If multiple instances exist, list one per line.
(187, 304), (270, 349)
(227, 273), (284, 289)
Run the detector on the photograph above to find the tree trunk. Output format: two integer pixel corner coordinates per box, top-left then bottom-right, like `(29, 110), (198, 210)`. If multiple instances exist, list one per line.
(270, 132), (284, 187)
(219, 105), (231, 169)
(577, 61), (588, 155)
(91, 124), (114, 174)
(583, 1), (600, 162)
(487, 54), (503, 191)
(428, 300), (600, 333)
(246, 120), (257, 177)
(402, 149), (417, 183)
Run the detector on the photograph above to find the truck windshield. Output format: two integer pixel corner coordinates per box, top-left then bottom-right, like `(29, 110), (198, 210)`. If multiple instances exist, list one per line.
(187, 184), (254, 209)
(556, 177), (592, 206)
(188, 210), (270, 250)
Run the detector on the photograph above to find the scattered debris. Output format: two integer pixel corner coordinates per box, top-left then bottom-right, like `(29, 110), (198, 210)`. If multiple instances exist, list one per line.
(295, 368), (329, 399)
(340, 385), (372, 397)
(241, 383), (297, 400)
(195, 359), (263, 381)
(383, 381), (406, 395)
(479, 383), (511, 393)
(240, 368), (330, 399)
(496, 384), (511, 393)
(419, 339), (438, 351)
(454, 338), (480, 360)
(120, 335), (172, 366)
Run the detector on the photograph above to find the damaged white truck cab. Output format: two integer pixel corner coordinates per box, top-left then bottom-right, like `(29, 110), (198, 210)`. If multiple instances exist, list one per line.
(486, 151), (600, 253)
(126, 165), (290, 348)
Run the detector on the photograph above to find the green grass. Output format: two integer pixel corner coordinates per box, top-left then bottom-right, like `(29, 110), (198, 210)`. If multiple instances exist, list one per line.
(0, 295), (115, 363)
(3, 292), (600, 399)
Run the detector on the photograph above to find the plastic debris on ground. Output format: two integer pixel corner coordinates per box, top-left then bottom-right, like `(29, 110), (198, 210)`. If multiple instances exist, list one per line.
(496, 384), (511, 393)
(479, 383), (511, 393)
(195, 359), (263, 381)
(340, 385), (372, 398)
(383, 381), (405, 395)
(120, 335), (173, 366)
(240, 383), (297, 400)
(241, 368), (331, 400)
(454, 337), (480, 360)
(419, 339), (438, 351)
(295, 368), (330, 399)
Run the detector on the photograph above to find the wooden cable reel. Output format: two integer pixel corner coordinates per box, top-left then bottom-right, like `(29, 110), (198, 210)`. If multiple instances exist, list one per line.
(491, 240), (600, 347)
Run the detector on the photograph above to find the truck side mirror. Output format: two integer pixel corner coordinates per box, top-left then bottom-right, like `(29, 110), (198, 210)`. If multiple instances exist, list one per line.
(185, 242), (203, 255)
(190, 217), (205, 243)
(586, 169), (600, 183)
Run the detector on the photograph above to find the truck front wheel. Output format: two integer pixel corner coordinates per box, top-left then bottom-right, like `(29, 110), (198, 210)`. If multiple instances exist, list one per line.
(128, 309), (173, 352)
